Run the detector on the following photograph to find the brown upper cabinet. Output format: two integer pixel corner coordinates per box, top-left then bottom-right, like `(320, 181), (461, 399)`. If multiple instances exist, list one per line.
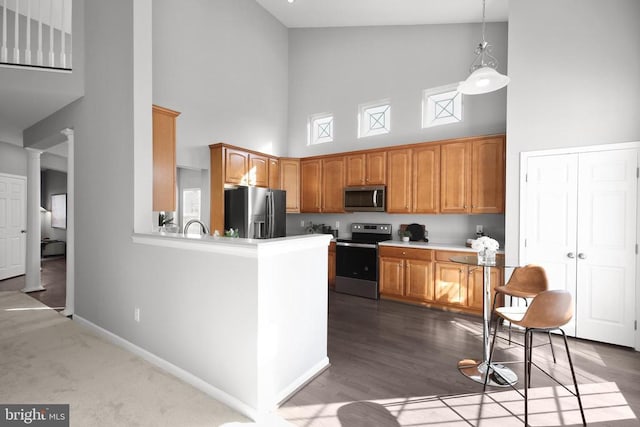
(412, 145), (440, 214)
(248, 153), (269, 187)
(268, 157), (280, 189)
(280, 158), (300, 213)
(386, 148), (413, 213)
(224, 147), (249, 186)
(300, 159), (322, 213)
(152, 105), (180, 212)
(301, 156), (345, 213)
(321, 156), (345, 213)
(345, 151), (386, 186)
(440, 135), (505, 214)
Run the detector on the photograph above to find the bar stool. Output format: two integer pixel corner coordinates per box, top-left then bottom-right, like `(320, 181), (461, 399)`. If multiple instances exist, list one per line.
(491, 265), (556, 362)
(485, 290), (586, 426)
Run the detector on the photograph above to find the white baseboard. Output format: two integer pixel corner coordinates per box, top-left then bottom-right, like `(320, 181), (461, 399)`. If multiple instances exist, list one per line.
(276, 357), (330, 406)
(73, 315), (259, 421)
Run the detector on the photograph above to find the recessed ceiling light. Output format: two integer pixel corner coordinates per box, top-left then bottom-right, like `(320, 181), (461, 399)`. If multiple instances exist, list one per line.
(288, 0), (295, 3)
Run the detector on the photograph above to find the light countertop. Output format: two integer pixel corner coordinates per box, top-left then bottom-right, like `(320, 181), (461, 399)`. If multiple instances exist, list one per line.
(379, 240), (504, 253)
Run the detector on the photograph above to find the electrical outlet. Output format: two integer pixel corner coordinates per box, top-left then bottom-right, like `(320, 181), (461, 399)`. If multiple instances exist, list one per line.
(134, 307), (140, 323)
(300, 220), (305, 227)
(335, 221), (340, 229)
(476, 225), (483, 234)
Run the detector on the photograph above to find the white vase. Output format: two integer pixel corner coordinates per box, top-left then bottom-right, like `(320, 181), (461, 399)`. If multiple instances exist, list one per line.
(402, 236), (410, 242)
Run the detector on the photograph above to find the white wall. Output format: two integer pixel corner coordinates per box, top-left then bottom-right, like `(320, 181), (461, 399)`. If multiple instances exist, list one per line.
(504, 0), (640, 262)
(0, 141), (27, 176)
(152, 0), (289, 170)
(287, 23), (508, 158)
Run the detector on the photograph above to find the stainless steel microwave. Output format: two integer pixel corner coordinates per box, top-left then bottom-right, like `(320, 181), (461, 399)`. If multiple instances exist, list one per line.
(344, 186), (386, 212)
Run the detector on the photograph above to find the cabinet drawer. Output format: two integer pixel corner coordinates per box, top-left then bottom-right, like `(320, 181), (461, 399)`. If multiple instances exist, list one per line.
(434, 250), (471, 262)
(379, 246), (433, 261)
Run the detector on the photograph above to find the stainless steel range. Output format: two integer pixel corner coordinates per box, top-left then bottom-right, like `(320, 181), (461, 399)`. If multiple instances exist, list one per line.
(335, 223), (392, 299)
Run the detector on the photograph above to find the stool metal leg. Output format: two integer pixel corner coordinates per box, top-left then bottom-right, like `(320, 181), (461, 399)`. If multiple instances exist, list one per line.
(483, 316), (502, 392)
(524, 329), (531, 426)
(548, 331), (557, 363)
(560, 330), (586, 426)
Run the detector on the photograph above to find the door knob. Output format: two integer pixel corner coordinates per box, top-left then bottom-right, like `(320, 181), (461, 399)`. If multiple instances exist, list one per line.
(20, 230), (26, 234)
(567, 252), (575, 258)
(578, 253), (587, 259)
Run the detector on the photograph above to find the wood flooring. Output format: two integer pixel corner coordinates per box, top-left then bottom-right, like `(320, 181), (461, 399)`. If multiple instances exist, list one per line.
(280, 291), (640, 426)
(0, 257), (66, 310)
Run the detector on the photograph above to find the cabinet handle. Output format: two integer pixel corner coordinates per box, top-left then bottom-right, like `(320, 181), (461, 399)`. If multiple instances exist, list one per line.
(567, 252), (575, 259)
(578, 253), (587, 259)
(402, 251), (406, 255)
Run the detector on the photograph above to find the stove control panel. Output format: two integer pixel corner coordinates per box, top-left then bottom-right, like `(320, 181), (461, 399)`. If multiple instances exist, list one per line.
(350, 223), (392, 235)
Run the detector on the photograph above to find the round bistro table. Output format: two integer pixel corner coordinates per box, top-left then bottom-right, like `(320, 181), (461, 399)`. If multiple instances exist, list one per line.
(449, 255), (518, 387)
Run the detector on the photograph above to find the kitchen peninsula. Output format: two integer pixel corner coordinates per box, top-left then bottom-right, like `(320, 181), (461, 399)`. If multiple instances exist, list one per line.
(131, 232), (331, 420)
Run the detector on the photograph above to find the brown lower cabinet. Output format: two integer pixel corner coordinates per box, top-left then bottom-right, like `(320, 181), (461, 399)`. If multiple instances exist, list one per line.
(379, 247), (502, 315)
(379, 246), (434, 302)
(328, 242), (336, 288)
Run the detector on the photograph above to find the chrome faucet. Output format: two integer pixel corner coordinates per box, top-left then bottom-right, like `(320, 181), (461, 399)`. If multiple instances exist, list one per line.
(183, 219), (209, 235)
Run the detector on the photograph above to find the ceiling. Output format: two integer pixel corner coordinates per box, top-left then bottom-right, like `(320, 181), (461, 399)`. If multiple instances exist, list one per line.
(255, 0), (509, 28)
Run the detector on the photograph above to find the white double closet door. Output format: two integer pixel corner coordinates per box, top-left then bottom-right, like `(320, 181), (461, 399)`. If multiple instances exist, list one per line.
(522, 148), (637, 347)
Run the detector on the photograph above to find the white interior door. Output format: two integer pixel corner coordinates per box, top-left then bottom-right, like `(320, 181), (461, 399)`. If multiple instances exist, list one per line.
(523, 154), (579, 335)
(0, 174), (27, 280)
(575, 150), (637, 347)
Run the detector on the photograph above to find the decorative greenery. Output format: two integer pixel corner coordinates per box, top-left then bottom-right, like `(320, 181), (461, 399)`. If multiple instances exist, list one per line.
(398, 229), (412, 238)
(224, 228), (239, 238)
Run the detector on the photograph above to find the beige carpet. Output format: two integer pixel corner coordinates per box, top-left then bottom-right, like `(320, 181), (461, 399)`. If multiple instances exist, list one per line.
(0, 291), (254, 426)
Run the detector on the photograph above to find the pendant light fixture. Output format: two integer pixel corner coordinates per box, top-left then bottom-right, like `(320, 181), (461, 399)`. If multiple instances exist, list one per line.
(457, 0), (509, 95)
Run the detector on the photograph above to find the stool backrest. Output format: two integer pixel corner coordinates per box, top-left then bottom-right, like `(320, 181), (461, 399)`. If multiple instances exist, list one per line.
(506, 264), (548, 295)
(517, 290), (573, 329)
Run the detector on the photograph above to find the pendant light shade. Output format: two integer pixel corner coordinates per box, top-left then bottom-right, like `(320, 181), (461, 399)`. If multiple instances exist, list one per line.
(457, 66), (510, 95)
(457, 0), (509, 95)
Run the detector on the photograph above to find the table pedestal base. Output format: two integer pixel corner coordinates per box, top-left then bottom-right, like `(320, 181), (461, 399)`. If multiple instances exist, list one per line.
(458, 359), (518, 388)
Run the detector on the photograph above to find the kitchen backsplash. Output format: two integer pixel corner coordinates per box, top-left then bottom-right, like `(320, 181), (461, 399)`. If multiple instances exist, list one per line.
(286, 212), (505, 246)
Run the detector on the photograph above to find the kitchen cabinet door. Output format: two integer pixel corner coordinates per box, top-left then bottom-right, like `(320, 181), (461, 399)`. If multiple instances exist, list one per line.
(412, 145), (440, 213)
(379, 257), (405, 297)
(366, 151), (386, 184)
(467, 264), (502, 311)
(405, 259), (434, 301)
(471, 136), (505, 213)
(301, 159), (322, 213)
(280, 158), (300, 213)
(440, 141), (470, 213)
(386, 149), (412, 213)
(345, 154), (366, 186)
(434, 262), (467, 307)
(322, 156), (345, 213)
(268, 157), (280, 189)
(225, 147), (249, 185)
(249, 153), (269, 187)
(152, 105), (180, 212)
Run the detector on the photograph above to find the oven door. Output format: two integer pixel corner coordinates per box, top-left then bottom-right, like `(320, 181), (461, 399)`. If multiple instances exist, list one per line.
(335, 242), (379, 299)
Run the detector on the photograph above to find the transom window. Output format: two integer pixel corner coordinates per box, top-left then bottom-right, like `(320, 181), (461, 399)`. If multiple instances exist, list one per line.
(359, 100), (391, 138)
(422, 84), (463, 128)
(308, 113), (334, 145)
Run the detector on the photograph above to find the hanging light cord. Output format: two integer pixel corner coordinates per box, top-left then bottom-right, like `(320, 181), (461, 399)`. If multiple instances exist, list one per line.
(470, 0), (498, 72)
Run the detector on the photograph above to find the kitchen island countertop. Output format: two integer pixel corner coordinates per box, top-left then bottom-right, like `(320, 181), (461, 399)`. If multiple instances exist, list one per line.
(379, 240), (505, 254)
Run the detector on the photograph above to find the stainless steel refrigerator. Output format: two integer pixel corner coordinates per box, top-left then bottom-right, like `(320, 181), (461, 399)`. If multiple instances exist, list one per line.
(224, 187), (286, 238)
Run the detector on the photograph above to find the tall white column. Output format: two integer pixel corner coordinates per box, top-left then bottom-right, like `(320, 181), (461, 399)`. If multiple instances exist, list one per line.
(23, 148), (45, 293)
(61, 129), (74, 316)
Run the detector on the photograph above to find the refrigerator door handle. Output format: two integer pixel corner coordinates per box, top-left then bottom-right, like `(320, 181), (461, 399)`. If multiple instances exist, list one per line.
(266, 192), (272, 239)
(269, 191), (275, 238)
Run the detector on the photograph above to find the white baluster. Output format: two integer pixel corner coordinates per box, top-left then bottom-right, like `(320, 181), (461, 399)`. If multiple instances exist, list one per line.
(37, 0), (43, 65)
(1, 0), (7, 63)
(59, 0), (65, 68)
(12, 0), (18, 63)
(48, 0), (54, 67)
(25, 0), (31, 64)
